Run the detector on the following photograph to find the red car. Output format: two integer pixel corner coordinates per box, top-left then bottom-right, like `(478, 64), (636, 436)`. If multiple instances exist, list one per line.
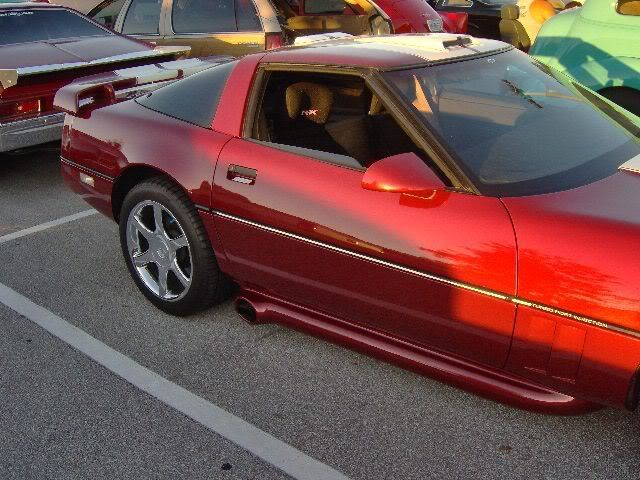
(0, 2), (218, 152)
(57, 34), (640, 415)
(351, 0), (468, 34)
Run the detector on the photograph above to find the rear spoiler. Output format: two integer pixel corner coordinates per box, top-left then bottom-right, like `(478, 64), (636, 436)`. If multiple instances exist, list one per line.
(0, 45), (191, 91)
(619, 154), (640, 175)
(53, 56), (233, 117)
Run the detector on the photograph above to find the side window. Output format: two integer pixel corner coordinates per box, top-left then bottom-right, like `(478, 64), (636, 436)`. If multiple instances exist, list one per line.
(89, 0), (126, 29)
(172, 0), (237, 33)
(617, 0), (640, 15)
(252, 71), (425, 170)
(303, 0), (345, 14)
(136, 61), (236, 128)
(235, 0), (262, 31)
(122, 0), (162, 34)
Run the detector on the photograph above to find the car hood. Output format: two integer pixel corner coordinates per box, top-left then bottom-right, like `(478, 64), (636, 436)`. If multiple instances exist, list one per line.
(0, 35), (151, 70)
(502, 164), (640, 333)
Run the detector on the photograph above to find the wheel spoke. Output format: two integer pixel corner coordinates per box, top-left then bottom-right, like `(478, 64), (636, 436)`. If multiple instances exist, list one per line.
(171, 258), (190, 288)
(153, 204), (167, 238)
(170, 234), (189, 251)
(131, 215), (154, 241)
(126, 199), (194, 301)
(157, 265), (169, 298)
(132, 249), (154, 267)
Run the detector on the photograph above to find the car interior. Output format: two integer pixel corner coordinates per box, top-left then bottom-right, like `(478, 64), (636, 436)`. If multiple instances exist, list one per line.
(271, 0), (391, 38)
(252, 71), (426, 170)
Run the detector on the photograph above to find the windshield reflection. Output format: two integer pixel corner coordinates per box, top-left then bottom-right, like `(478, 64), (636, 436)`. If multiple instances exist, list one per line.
(383, 49), (639, 197)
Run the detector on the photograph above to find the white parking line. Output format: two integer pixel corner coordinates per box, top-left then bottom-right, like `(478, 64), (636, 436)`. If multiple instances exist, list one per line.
(0, 282), (351, 480)
(0, 210), (98, 245)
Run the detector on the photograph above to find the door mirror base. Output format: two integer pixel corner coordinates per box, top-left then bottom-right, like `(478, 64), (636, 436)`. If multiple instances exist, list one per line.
(362, 152), (446, 195)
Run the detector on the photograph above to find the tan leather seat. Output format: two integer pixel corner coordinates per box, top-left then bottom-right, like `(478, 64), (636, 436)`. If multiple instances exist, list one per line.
(285, 82), (374, 165)
(499, 4), (531, 51)
(285, 81), (334, 124)
(281, 81), (351, 156)
(618, 0), (640, 15)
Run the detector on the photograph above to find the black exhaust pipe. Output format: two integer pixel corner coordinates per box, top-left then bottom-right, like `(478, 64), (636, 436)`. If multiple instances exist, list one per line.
(235, 297), (258, 324)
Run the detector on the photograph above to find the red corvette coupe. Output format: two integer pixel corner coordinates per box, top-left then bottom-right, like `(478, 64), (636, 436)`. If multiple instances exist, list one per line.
(57, 34), (640, 415)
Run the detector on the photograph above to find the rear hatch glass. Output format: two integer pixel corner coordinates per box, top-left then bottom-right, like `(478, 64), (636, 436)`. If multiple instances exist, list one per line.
(0, 9), (110, 46)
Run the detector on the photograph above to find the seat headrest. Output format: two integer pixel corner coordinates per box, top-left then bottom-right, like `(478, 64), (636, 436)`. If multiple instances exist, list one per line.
(369, 95), (385, 116)
(501, 4), (520, 19)
(285, 82), (333, 124)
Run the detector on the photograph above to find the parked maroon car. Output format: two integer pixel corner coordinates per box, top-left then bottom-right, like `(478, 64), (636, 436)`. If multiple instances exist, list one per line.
(56, 34), (640, 415)
(0, 2), (211, 152)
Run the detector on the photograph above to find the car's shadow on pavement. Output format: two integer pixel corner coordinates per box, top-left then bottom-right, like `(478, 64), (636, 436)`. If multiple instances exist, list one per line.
(0, 145), (88, 236)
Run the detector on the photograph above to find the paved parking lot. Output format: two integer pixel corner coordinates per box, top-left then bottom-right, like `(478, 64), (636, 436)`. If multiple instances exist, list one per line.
(2, 148), (640, 480)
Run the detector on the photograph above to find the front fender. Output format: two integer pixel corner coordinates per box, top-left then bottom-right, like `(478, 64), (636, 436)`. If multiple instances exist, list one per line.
(533, 35), (640, 93)
(572, 57), (640, 92)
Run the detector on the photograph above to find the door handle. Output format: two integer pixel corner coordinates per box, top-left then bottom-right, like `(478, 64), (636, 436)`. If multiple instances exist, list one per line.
(227, 164), (257, 185)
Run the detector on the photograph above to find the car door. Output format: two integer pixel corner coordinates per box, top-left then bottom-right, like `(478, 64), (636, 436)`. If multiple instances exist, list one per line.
(212, 68), (518, 368)
(156, 0), (265, 57)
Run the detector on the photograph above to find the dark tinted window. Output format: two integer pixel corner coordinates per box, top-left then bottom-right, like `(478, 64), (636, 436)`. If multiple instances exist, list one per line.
(236, 0), (261, 31)
(122, 0), (162, 34)
(90, 0), (126, 28)
(0, 9), (109, 45)
(137, 61), (236, 128)
(172, 0), (236, 33)
(303, 0), (344, 14)
(383, 49), (640, 197)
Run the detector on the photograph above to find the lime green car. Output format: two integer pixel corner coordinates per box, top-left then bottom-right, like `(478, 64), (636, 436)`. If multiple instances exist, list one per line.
(530, 0), (640, 116)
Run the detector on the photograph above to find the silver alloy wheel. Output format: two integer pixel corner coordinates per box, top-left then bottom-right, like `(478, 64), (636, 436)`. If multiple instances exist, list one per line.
(126, 200), (192, 301)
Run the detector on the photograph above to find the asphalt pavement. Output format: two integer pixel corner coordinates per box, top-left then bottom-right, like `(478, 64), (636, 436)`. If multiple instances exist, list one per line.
(1, 148), (640, 480)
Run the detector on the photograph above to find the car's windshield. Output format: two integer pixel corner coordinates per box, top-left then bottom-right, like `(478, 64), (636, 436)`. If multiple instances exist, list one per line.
(383, 49), (640, 197)
(0, 9), (110, 45)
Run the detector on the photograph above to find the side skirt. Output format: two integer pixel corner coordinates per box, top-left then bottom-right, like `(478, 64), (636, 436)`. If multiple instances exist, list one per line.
(233, 287), (601, 416)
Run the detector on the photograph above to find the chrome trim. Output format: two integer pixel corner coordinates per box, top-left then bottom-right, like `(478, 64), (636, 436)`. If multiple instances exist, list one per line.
(210, 208), (640, 339)
(213, 209), (511, 300)
(60, 156), (115, 182)
(0, 112), (65, 152)
(619, 154), (640, 175)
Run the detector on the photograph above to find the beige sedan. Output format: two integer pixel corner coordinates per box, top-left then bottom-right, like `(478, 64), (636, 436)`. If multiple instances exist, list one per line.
(74, 0), (393, 57)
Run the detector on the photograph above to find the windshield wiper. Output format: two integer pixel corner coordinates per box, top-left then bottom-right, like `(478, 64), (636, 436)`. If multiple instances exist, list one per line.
(502, 79), (543, 109)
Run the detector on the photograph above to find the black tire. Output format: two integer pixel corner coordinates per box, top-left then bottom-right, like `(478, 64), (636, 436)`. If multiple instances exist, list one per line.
(119, 176), (231, 316)
(599, 87), (640, 117)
